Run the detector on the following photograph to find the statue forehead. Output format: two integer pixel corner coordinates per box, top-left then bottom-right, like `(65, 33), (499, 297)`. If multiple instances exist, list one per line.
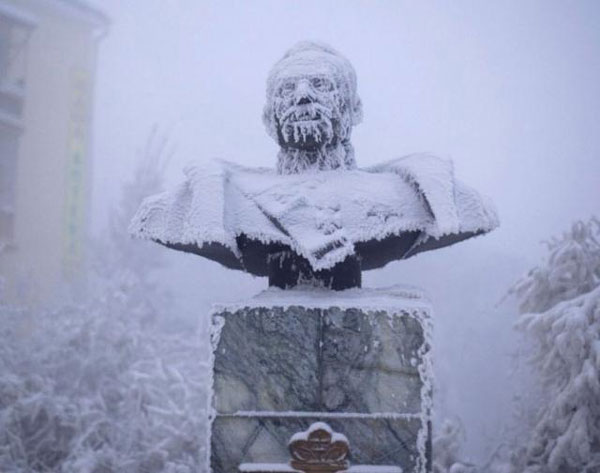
(273, 62), (339, 82)
(269, 50), (348, 85)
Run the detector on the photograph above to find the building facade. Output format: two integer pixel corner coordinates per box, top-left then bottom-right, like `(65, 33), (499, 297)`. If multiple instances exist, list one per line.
(0, 0), (107, 304)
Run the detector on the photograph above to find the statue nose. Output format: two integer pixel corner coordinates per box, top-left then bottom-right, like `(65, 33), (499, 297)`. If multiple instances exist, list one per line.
(297, 96), (312, 105)
(294, 80), (315, 105)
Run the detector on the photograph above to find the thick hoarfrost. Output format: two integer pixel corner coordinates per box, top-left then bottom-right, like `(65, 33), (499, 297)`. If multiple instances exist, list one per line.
(0, 297), (208, 473)
(130, 154), (498, 273)
(219, 284), (430, 311)
(515, 286), (600, 472)
(509, 219), (600, 314)
(432, 218), (600, 473)
(508, 218), (600, 473)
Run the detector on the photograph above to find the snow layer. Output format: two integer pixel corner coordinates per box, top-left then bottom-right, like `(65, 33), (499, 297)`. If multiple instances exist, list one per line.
(214, 284), (430, 312)
(238, 464), (402, 473)
(518, 286), (600, 471)
(288, 421), (349, 445)
(224, 411), (421, 420)
(130, 154), (498, 273)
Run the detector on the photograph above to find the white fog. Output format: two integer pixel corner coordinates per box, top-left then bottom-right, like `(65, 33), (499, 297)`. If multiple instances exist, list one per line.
(1, 1), (599, 472)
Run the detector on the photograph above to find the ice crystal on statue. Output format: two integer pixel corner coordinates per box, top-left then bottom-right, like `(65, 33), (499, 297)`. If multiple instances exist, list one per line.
(509, 218), (600, 473)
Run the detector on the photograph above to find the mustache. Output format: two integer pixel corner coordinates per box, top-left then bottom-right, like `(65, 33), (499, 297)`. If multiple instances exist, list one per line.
(279, 102), (333, 123)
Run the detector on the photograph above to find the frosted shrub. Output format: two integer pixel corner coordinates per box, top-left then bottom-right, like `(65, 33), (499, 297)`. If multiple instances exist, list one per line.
(0, 289), (208, 473)
(432, 419), (477, 473)
(0, 129), (209, 472)
(509, 218), (600, 473)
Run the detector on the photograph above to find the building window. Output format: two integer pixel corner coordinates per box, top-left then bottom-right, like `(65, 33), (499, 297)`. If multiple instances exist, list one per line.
(0, 16), (30, 92)
(0, 4), (34, 247)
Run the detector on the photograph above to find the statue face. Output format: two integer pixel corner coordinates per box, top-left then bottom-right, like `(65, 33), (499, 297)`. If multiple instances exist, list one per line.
(264, 42), (363, 173)
(272, 71), (347, 151)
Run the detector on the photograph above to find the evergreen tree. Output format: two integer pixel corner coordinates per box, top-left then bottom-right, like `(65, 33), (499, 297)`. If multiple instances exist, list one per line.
(508, 217), (600, 473)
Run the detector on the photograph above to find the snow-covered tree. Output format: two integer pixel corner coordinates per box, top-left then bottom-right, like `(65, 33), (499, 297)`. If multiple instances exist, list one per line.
(90, 126), (174, 323)
(508, 217), (600, 473)
(433, 418), (478, 473)
(0, 129), (209, 473)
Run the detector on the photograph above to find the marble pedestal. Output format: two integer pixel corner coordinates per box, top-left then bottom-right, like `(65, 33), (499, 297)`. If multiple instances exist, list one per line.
(208, 286), (433, 473)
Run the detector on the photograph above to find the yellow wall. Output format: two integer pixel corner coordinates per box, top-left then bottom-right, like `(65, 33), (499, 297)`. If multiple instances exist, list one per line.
(0, 0), (105, 304)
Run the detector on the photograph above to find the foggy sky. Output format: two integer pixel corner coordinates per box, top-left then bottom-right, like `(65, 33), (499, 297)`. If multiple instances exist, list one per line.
(89, 0), (600, 462)
(92, 0), (600, 255)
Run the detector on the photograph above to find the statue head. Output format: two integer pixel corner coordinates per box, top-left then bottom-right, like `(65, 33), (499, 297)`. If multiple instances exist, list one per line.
(263, 41), (363, 174)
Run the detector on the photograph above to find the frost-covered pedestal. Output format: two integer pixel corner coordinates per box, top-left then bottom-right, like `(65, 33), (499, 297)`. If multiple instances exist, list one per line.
(208, 287), (432, 473)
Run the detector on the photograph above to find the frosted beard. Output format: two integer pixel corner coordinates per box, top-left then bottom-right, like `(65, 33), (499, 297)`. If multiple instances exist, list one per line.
(272, 82), (355, 175)
(278, 101), (335, 150)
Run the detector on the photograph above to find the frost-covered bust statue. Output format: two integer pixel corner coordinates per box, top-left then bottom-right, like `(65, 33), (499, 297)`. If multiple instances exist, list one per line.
(130, 41), (498, 290)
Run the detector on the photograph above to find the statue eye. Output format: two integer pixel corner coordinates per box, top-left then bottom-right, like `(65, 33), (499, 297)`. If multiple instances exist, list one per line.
(311, 77), (332, 91)
(279, 81), (296, 95)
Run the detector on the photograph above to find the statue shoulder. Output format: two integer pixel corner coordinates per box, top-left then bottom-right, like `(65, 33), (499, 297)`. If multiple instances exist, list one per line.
(365, 153), (454, 178)
(365, 154), (458, 236)
(365, 153), (498, 238)
(181, 158), (270, 177)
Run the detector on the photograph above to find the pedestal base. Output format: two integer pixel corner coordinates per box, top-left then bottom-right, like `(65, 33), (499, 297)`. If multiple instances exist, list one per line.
(208, 286), (433, 473)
